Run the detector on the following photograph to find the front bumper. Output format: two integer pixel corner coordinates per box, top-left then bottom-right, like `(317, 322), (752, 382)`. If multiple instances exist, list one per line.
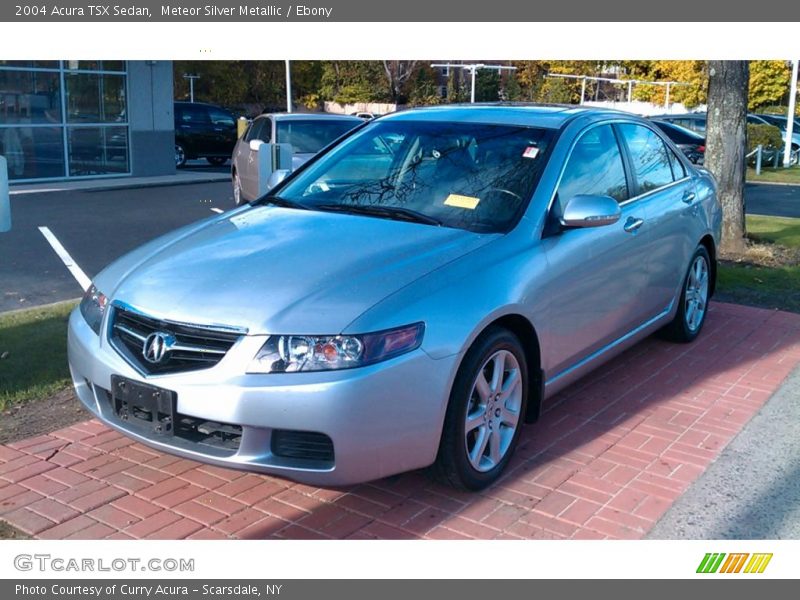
(67, 308), (459, 486)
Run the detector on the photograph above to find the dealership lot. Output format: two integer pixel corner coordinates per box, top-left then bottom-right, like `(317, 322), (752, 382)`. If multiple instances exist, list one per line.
(0, 302), (797, 539)
(0, 180), (795, 314)
(0, 182), (232, 312)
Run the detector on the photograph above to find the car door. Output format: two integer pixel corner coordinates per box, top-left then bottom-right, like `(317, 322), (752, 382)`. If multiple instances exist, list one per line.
(237, 117), (271, 200)
(175, 104), (215, 157)
(617, 123), (698, 314)
(541, 123), (654, 378)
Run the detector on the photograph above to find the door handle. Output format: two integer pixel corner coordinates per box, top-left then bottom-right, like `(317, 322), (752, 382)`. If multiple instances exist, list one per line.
(682, 191), (696, 204)
(623, 217), (644, 233)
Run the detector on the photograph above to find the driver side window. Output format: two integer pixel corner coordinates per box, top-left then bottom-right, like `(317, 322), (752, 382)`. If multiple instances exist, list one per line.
(556, 124), (629, 214)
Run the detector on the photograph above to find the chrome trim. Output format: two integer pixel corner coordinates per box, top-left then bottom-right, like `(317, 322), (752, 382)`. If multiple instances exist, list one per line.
(111, 300), (249, 335)
(114, 323), (146, 342)
(113, 323), (227, 356)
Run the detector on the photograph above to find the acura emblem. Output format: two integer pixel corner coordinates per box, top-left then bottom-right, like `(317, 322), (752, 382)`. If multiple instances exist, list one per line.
(143, 332), (174, 364)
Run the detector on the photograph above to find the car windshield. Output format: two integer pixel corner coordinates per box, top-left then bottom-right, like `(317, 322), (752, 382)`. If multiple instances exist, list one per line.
(276, 119), (360, 154)
(274, 120), (554, 233)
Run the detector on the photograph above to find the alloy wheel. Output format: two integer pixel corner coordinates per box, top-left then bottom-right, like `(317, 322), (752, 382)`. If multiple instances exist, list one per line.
(175, 144), (186, 167)
(464, 349), (523, 472)
(685, 254), (709, 332)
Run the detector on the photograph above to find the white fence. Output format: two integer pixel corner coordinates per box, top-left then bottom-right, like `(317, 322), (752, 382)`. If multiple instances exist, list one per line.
(582, 100), (703, 116)
(323, 101), (398, 116)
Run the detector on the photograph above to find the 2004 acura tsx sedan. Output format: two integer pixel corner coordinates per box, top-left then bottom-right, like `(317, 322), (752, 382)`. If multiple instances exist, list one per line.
(68, 105), (721, 490)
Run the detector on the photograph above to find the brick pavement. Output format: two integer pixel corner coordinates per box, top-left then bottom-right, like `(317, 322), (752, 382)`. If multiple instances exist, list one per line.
(2, 302), (799, 540)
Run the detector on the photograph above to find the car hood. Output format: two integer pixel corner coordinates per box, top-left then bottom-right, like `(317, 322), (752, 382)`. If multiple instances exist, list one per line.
(97, 206), (495, 335)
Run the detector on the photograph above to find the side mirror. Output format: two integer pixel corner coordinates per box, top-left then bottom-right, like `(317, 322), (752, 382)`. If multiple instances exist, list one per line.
(265, 169), (290, 191)
(560, 194), (621, 228)
(0, 156), (10, 233)
(249, 139), (264, 152)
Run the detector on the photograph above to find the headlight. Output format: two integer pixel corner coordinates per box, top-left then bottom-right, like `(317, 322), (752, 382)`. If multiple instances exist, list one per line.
(247, 322), (425, 373)
(79, 284), (108, 335)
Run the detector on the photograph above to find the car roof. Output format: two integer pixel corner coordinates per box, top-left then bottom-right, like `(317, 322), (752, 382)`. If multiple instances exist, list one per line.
(174, 101), (226, 109)
(651, 119), (705, 139)
(651, 113), (706, 119)
(378, 103), (633, 129)
(260, 113), (363, 122)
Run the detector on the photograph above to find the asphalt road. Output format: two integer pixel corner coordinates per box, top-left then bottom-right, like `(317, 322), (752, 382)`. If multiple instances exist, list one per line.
(746, 182), (800, 218)
(0, 182), (233, 312)
(649, 365), (800, 539)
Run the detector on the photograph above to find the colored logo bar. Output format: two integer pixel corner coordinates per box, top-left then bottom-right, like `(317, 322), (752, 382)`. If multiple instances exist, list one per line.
(696, 553), (772, 574)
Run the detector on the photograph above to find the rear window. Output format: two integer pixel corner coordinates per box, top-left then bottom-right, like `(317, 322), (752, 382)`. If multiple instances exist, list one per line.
(276, 119), (360, 154)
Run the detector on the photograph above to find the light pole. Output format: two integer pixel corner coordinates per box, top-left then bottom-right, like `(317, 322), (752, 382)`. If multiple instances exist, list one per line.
(183, 74), (200, 103)
(285, 59), (293, 113)
(431, 63), (517, 103)
(784, 59), (798, 167)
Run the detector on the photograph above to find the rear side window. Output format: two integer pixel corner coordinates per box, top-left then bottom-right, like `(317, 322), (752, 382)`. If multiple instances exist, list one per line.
(556, 124), (629, 209)
(209, 107), (235, 127)
(177, 105), (210, 124)
(618, 124), (675, 195)
(668, 149), (687, 179)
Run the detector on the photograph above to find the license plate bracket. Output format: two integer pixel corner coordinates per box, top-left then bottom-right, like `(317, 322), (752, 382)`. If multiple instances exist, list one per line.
(111, 375), (176, 436)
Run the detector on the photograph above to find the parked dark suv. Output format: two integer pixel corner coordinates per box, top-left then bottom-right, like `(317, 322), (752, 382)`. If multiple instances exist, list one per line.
(174, 102), (238, 167)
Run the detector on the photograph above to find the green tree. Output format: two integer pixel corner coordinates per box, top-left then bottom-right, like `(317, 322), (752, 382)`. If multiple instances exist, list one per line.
(407, 65), (443, 106)
(474, 70), (501, 102)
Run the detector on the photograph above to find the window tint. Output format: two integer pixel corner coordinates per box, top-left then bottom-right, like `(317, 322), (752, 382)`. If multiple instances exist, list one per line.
(245, 117), (270, 143)
(209, 107), (235, 127)
(618, 124), (675, 194)
(556, 124), (628, 209)
(177, 105), (209, 124)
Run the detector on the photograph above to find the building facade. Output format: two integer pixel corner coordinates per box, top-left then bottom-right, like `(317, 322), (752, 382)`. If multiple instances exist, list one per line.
(0, 60), (174, 182)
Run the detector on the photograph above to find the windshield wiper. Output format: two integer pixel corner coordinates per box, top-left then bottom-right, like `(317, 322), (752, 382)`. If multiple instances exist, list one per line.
(253, 194), (310, 210)
(315, 203), (443, 226)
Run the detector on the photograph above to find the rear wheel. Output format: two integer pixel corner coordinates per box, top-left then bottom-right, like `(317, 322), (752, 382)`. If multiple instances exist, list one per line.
(659, 245), (711, 343)
(175, 144), (187, 168)
(434, 327), (528, 490)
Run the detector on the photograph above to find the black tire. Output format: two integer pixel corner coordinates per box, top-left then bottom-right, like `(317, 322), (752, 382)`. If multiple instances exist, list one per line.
(175, 144), (187, 168)
(207, 156), (228, 166)
(433, 327), (528, 490)
(659, 245), (711, 343)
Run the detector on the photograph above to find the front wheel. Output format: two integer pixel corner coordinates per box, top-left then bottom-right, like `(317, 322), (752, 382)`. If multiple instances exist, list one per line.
(659, 245), (711, 343)
(434, 327), (528, 490)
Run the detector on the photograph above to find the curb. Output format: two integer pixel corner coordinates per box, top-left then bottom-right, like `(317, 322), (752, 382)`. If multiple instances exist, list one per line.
(10, 174), (230, 196)
(746, 180), (800, 188)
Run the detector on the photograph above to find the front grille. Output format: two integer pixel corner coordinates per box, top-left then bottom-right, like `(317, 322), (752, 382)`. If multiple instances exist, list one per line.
(271, 430), (334, 463)
(110, 306), (242, 375)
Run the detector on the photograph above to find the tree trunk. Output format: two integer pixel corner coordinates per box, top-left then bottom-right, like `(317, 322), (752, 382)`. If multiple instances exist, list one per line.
(705, 60), (749, 256)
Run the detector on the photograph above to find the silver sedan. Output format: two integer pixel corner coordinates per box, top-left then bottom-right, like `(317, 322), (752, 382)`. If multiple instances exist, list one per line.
(68, 105), (721, 490)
